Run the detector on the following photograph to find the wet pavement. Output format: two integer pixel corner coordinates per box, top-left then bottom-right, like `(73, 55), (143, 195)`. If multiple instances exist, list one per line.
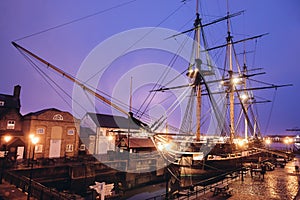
(197, 156), (300, 200)
(127, 156), (300, 200)
(0, 180), (36, 200)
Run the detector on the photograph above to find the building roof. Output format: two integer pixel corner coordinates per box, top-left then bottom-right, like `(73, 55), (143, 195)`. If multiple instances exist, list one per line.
(24, 108), (61, 117)
(80, 127), (96, 137)
(119, 137), (155, 148)
(129, 138), (155, 148)
(23, 108), (79, 122)
(86, 112), (145, 130)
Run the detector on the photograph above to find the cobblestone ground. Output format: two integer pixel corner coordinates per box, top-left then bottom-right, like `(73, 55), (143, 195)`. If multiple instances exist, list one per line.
(230, 159), (299, 200)
(200, 156), (300, 200)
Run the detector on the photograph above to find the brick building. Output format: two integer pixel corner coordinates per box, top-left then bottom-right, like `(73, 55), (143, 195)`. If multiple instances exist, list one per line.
(0, 85), (25, 161)
(0, 85), (81, 161)
(0, 85), (154, 163)
(23, 108), (80, 159)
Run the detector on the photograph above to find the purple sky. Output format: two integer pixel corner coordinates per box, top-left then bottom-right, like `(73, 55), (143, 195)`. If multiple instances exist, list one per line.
(1, 0), (300, 135)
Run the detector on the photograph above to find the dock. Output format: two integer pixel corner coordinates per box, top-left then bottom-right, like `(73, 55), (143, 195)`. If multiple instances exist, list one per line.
(180, 156), (300, 200)
(137, 155), (300, 200)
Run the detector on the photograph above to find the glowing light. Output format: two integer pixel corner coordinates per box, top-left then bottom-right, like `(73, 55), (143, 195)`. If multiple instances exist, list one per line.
(232, 76), (242, 85)
(4, 135), (12, 143)
(284, 137), (291, 144)
(240, 93), (248, 101)
(233, 138), (247, 148)
(265, 138), (272, 145)
(29, 133), (35, 139)
(31, 136), (39, 145)
(108, 135), (114, 141)
(237, 139), (245, 147)
(157, 142), (164, 151)
(157, 142), (172, 151)
(164, 142), (172, 151)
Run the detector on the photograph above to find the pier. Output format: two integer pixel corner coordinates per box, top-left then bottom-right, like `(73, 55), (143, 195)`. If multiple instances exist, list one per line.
(125, 154), (300, 200)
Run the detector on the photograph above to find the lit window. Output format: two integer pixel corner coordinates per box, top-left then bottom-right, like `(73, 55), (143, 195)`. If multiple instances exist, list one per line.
(7, 120), (15, 129)
(67, 129), (75, 135)
(35, 145), (43, 153)
(66, 144), (74, 152)
(0, 101), (4, 106)
(53, 114), (63, 120)
(79, 144), (86, 151)
(36, 128), (45, 134)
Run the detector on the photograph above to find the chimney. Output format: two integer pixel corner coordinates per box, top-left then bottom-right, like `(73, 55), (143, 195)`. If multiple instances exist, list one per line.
(13, 85), (21, 98)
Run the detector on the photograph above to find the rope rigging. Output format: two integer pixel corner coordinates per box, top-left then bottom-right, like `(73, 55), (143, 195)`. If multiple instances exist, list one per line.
(14, 0), (139, 42)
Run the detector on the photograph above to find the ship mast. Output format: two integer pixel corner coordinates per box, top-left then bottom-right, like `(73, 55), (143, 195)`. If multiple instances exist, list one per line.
(195, 0), (201, 141)
(226, 0), (235, 144)
(243, 46), (248, 140)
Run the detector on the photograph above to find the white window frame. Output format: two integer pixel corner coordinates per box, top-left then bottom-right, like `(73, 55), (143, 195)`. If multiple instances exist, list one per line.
(36, 127), (45, 134)
(7, 120), (15, 129)
(53, 114), (63, 120)
(0, 101), (4, 106)
(66, 144), (74, 152)
(79, 144), (86, 151)
(35, 144), (43, 153)
(67, 129), (75, 136)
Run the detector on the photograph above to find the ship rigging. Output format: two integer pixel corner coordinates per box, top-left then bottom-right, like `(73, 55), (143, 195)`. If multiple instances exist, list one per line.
(11, 0), (292, 194)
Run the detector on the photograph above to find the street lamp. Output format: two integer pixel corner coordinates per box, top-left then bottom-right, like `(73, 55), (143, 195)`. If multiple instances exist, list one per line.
(284, 137), (291, 152)
(27, 135), (39, 200)
(27, 134), (35, 167)
(0, 135), (12, 184)
(265, 138), (272, 149)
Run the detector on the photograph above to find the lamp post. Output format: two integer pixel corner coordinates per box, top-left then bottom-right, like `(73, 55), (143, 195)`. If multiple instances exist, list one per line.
(27, 135), (39, 200)
(284, 137), (291, 152)
(27, 134), (35, 167)
(265, 138), (271, 149)
(236, 139), (245, 182)
(0, 135), (12, 184)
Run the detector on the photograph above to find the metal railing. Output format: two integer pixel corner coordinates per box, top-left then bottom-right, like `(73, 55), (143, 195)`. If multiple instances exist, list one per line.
(145, 169), (242, 200)
(4, 171), (83, 200)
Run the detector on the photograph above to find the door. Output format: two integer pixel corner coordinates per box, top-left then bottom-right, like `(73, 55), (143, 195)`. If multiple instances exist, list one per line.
(49, 140), (61, 158)
(16, 146), (24, 160)
(49, 126), (62, 158)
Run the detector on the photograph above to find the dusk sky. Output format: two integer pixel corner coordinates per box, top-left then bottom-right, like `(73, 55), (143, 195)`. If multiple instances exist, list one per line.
(1, 0), (300, 136)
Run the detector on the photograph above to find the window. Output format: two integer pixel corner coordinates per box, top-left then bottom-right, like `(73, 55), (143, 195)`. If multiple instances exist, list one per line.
(67, 129), (75, 135)
(79, 144), (86, 151)
(36, 128), (45, 134)
(0, 101), (4, 106)
(53, 114), (63, 120)
(35, 145), (43, 153)
(66, 144), (74, 152)
(89, 135), (96, 141)
(7, 120), (15, 129)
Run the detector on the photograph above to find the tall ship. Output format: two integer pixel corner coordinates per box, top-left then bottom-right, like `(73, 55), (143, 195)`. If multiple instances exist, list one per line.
(11, 0), (291, 196)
